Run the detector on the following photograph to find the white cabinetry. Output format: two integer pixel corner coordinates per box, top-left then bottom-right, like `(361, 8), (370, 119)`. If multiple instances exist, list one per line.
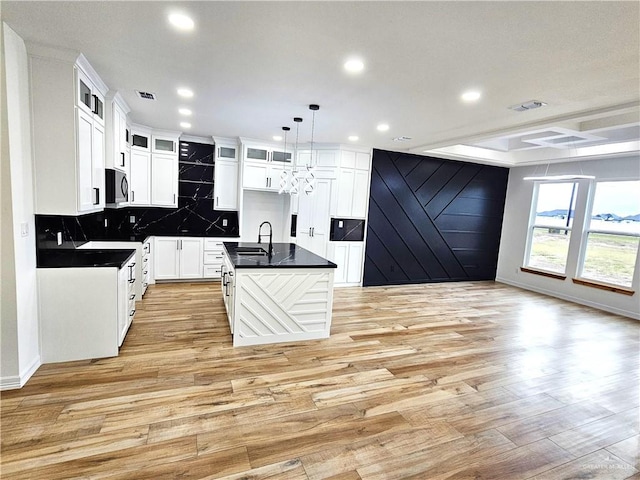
(151, 153), (178, 206)
(129, 149), (151, 205)
(334, 150), (371, 218)
(31, 51), (108, 215)
(130, 125), (179, 208)
(106, 92), (130, 173)
(154, 237), (204, 280)
(213, 137), (239, 211)
(203, 238), (225, 278)
(328, 242), (364, 285)
(141, 237), (153, 295)
(38, 253), (135, 363)
(221, 251), (236, 333)
(296, 177), (333, 258)
(241, 140), (292, 192)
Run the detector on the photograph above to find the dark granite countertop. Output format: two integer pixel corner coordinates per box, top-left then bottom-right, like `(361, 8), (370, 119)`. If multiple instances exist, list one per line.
(37, 249), (136, 268)
(224, 242), (337, 269)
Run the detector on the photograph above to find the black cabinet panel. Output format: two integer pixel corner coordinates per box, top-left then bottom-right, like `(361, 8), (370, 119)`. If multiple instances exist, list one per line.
(363, 149), (508, 287)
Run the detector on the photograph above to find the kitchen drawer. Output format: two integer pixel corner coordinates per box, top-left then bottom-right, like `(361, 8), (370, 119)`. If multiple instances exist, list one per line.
(204, 265), (222, 278)
(204, 239), (224, 251)
(204, 251), (224, 265)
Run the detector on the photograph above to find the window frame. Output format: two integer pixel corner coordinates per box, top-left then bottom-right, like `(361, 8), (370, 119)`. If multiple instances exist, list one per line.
(523, 180), (579, 276)
(575, 179), (640, 289)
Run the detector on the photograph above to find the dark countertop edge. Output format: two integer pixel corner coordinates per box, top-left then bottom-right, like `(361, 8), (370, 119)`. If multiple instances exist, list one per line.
(223, 242), (337, 269)
(74, 234), (241, 243)
(37, 249), (136, 269)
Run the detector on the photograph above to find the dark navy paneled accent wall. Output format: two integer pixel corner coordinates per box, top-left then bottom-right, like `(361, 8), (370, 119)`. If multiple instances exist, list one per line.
(363, 149), (508, 287)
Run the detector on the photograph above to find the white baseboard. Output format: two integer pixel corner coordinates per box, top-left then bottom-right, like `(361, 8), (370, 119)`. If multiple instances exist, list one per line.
(496, 276), (640, 320)
(0, 355), (41, 391)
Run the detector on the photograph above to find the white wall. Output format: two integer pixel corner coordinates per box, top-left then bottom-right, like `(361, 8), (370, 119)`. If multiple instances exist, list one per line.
(241, 190), (290, 243)
(1, 23), (41, 389)
(496, 155), (640, 320)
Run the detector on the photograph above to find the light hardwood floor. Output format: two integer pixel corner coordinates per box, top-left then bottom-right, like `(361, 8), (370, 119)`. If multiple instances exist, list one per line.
(1, 281), (639, 479)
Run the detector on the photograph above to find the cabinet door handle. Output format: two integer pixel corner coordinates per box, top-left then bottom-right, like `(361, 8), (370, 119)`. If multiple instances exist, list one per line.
(120, 152), (125, 167)
(93, 187), (99, 205)
(131, 190), (135, 202)
(92, 94), (98, 114)
(173, 193), (176, 204)
(129, 309), (136, 317)
(129, 294), (135, 301)
(216, 196), (219, 206)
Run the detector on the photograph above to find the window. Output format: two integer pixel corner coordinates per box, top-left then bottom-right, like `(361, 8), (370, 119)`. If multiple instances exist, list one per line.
(525, 182), (578, 274)
(579, 181), (640, 288)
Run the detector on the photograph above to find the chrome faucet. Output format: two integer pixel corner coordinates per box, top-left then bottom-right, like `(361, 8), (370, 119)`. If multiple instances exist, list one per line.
(258, 221), (273, 256)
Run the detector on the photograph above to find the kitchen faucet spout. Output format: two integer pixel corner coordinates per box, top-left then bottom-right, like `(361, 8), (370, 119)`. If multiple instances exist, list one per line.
(258, 221), (273, 256)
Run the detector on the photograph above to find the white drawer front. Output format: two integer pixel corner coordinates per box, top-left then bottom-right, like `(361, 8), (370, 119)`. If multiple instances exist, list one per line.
(204, 251), (224, 265)
(204, 265), (222, 278)
(204, 239), (224, 251)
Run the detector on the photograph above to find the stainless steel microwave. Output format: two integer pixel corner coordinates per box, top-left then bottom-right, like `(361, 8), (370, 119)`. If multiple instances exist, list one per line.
(105, 168), (128, 204)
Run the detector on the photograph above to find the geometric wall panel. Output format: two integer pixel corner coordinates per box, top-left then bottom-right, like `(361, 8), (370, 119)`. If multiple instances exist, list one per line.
(363, 149), (509, 286)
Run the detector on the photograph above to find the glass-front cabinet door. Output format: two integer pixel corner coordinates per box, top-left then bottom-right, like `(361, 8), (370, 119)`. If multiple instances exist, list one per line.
(153, 136), (177, 154)
(246, 147), (268, 161)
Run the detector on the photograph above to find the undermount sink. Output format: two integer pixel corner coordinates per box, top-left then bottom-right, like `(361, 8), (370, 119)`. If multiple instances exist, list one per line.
(235, 247), (268, 256)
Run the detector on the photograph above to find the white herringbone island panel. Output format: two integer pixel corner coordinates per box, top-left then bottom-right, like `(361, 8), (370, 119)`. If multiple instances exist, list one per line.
(234, 269), (335, 346)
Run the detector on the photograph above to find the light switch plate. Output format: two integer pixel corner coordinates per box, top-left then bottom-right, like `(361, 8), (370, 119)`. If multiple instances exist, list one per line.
(223, 219), (228, 227)
(129, 215), (136, 224)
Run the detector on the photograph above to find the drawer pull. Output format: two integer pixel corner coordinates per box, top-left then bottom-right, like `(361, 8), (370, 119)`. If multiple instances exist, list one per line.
(129, 294), (135, 300)
(129, 309), (136, 317)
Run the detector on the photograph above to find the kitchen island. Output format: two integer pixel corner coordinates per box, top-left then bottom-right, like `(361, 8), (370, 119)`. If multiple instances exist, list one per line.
(221, 242), (337, 346)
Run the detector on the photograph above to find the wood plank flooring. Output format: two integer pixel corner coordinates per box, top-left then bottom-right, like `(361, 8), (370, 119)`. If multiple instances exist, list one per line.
(1, 281), (639, 479)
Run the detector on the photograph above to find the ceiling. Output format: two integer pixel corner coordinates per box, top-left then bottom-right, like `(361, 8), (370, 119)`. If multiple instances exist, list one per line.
(3, 1), (639, 167)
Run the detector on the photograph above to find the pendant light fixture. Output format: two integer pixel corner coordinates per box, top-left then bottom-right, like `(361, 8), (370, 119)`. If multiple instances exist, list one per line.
(304, 104), (319, 195)
(290, 117), (303, 195)
(278, 126), (290, 194)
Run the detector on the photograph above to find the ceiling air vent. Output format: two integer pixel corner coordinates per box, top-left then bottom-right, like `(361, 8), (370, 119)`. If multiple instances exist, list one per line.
(508, 100), (547, 112)
(392, 136), (412, 142)
(136, 90), (156, 100)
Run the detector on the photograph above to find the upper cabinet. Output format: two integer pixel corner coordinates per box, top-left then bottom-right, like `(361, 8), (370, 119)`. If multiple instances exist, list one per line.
(241, 139), (293, 192)
(105, 92), (131, 175)
(213, 137), (239, 211)
(129, 125), (179, 208)
(30, 50), (108, 215)
(152, 134), (178, 154)
(334, 150), (371, 219)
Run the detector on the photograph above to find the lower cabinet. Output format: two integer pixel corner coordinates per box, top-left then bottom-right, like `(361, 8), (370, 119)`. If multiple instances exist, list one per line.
(154, 237), (204, 280)
(154, 237), (238, 281)
(203, 238), (225, 278)
(38, 255), (136, 363)
(328, 242), (364, 286)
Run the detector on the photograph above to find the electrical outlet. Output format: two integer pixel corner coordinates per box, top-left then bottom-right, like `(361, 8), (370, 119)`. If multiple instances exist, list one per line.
(338, 220), (344, 228)
(57, 231), (63, 246)
(222, 219), (228, 227)
(129, 215), (135, 224)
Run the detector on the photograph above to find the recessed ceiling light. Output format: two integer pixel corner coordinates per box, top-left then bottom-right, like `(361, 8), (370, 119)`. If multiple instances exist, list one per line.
(178, 108), (192, 116)
(180, 122), (191, 129)
(344, 58), (365, 73)
(177, 88), (194, 98)
(273, 135), (283, 141)
(377, 123), (390, 132)
(348, 135), (359, 142)
(168, 13), (194, 31)
(461, 90), (481, 102)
